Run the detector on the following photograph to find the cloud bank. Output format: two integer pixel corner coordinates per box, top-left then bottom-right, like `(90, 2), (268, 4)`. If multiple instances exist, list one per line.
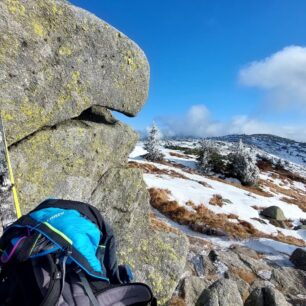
(239, 46), (306, 110)
(159, 105), (306, 142)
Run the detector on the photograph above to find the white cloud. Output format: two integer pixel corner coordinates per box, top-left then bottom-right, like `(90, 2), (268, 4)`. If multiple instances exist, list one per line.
(159, 105), (306, 141)
(239, 46), (306, 109)
(159, 105), (223, 138)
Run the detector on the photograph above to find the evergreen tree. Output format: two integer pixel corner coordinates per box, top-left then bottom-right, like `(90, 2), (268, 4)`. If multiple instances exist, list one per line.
(197, 140), (226, 174)
(228, 140), (259, 186)
(144, 123), (164, 161)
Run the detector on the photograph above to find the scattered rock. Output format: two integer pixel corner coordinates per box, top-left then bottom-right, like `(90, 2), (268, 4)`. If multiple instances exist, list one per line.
(257, 270), (272, 281)
(249, 280), (275, 292)
(196, 278), (243, 306)
(294, 225), (306, 230)
(208, 250), (219, 262)
(182, 276), (212, 306)
(189, 223), (228, 237)
(224, 270), (250, 302)
(230, 245), (260, 260)
(290, 248), (306, 271)
(260, 206), (286, 221)
(190, 255), (205, 277)
(245, 286), (290, 306)
(271, 267), (306, 299)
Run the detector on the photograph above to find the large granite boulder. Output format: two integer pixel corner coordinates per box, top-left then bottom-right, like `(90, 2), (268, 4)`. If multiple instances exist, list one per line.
(197, 278), (243, 306)
(245, 286), (290, 306)
(90, 167), (189, 304)
(0, 0), (149, 145)
(290, 248), (306, 271)
(182, 276), (213, 306)
(260, 206), (286, 221)
(11, 113), (137, 212)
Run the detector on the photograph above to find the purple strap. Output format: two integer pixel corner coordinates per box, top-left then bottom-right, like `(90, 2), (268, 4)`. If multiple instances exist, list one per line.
(1, 236), (27, 263)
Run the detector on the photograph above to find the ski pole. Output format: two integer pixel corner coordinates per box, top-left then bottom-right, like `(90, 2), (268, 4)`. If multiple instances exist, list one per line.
(0, 117), (22, 218)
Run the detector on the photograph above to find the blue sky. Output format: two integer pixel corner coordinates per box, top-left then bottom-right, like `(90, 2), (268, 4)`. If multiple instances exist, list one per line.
(70, 0), (306, 141)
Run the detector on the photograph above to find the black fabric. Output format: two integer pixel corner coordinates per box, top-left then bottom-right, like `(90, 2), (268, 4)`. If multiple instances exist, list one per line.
(0, 260), (43, 306)
(77, 270), (99, 306)
(34, 254), (63, 306)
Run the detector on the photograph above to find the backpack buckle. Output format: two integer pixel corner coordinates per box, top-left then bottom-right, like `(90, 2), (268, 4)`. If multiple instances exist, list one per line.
(53, 271), (62, 280)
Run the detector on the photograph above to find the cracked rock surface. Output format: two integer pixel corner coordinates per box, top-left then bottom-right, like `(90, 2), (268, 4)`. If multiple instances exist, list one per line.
(0, 0), (149, 145)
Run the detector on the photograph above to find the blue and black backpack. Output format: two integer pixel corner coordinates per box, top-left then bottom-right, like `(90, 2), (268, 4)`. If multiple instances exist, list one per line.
(0, 199), (156, 306)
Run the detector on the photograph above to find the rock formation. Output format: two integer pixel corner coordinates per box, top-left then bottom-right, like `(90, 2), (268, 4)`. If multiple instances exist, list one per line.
(170, 239), (306, 306)
(0, 0), (188, 303)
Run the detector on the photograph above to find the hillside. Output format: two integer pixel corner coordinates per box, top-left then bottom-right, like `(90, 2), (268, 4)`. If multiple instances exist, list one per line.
(129, 138), (306, 305)
(209, 134), (306, 171)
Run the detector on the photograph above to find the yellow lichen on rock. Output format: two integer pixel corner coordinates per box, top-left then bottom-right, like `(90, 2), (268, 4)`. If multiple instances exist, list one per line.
(32, 21), (46, 37)
(5, 0), (26, 16)
(58, 45), (73, 56)
(125, 50), (139, 72)
(0, 110), (14, 121)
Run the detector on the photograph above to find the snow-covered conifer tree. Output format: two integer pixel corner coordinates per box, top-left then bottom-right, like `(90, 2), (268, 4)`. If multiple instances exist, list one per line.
(144, 122), (164, 161)
(197, 140), (226, 174)
(229, 139), (259, 186)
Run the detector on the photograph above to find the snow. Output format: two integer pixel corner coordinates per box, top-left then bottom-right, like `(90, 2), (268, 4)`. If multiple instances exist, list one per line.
(162, 148), (198, 169)
(153, 208), (302, 263)
(144, 172), (306, 239)
(244, 238), (305, 256)
(129, 145), (147, 159)
(292, 181), (306, 192)
(129, 140), (306, 263)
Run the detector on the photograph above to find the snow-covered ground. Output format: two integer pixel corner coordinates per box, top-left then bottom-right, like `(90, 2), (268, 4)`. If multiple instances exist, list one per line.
(129, 139), (306, 260)
(209, 134), (306, 177)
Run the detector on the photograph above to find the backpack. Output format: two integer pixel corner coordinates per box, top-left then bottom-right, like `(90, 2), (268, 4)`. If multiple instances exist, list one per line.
(0, 199), (157, 306)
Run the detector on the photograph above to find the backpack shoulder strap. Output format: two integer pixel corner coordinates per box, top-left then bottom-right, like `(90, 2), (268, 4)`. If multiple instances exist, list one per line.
(32, 254), (63, 306)
(77, 270), (100, 306)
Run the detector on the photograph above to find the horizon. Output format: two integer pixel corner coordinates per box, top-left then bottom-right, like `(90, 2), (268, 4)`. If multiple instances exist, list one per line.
(70, 0), (306, 142)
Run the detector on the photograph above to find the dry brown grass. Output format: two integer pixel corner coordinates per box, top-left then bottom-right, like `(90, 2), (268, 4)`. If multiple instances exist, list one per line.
(149, 188), (259, 239)
(228, 213), (239, 220)
(128, 161), (188, 179)
(230, 267), (257, 284)
(188, 235), (214, 250)
(261, 179), (306, 212)
(257, 159), (306, 212)
(186, 200), (197, 210)
(197, 181), (213, 188)
(251, 217), (268, 224)
(268, 218), (293, 229)
(275, 232), (305, 246)
(284, 219), (294, 228)
(280, 196), (297, 204)
(209, 194), (224, 207)
(258, 160), (306, 185)
(212, 176), (273, 198)
(148, 188), (306, 246)
(168, 296), (186, 306)
(169, 151), (192, 159)
(149, 212), (181, 235)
